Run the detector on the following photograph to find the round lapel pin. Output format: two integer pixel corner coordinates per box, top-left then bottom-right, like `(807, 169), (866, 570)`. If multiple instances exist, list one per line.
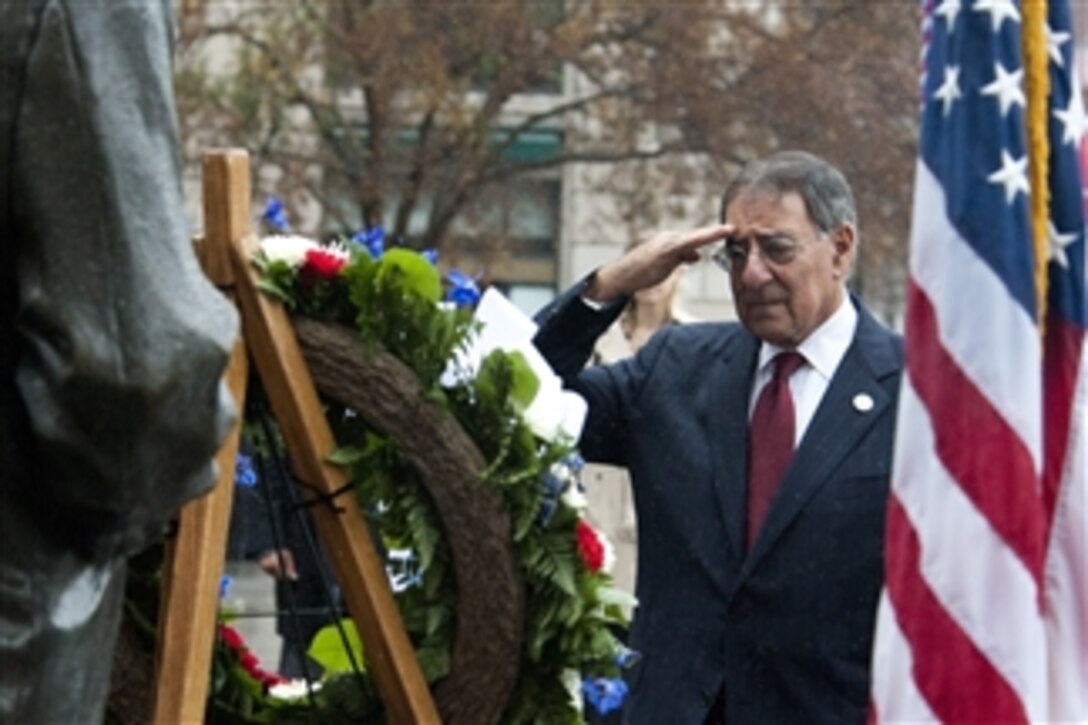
(853, 393), (874, 412)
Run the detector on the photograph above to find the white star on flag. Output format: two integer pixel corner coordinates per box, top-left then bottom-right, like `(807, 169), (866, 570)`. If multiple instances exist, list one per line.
(1047, 219), (1077, 268)
(1045, 23), (1071, 67)
(934, 65), (962, 116)
(1053, 90), (1088, 145)
(981, 63), (1025, 116)
(936, 0), (962, 32)
(987, 149), (1029, 203)
(972, 0), (1021, 32)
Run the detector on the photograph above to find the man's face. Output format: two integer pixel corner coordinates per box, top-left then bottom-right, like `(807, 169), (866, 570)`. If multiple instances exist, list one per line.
(723, 190), (853, 348)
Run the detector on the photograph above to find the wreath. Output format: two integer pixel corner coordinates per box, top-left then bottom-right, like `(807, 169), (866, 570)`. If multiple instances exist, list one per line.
(204, 214), (637, 724)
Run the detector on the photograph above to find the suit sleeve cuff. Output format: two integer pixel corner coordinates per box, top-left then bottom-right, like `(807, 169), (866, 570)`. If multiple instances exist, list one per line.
(577, 271), (627, 313)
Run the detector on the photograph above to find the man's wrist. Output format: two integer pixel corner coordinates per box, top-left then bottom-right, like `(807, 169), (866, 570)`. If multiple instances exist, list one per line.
(583, 265), (624, 304)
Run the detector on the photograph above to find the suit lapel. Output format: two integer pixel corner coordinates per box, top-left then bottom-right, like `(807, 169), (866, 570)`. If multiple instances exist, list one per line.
(703, 330), (759, 562)
(738, 305), (899, 580)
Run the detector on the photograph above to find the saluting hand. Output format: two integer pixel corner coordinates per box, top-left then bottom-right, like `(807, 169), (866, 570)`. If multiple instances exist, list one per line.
(585, 224), (733, 303)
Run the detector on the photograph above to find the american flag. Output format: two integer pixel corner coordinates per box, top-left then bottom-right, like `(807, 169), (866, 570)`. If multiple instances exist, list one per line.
(870, 0), (1087, 721)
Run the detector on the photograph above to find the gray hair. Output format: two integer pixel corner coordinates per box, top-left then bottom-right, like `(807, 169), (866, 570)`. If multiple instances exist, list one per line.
(719, 151), (858, 239)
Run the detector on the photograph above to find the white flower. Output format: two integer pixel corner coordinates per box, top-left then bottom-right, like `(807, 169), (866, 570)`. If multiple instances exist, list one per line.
(559, 472), (588, 512)
(560, 668), (585, 714)
(556, 390), (588, 442)
(599, 529), (616, 574)
(259, 234), (319, 268)
(561, 484), (588, 512)
(268, 678), (322, 700)
(520, 371), (563, 441)
(323, 240), (351, 261)
(521, 366), (587, 443)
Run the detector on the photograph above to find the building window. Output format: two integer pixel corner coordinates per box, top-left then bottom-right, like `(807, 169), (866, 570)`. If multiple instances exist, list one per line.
(325, 128), (563, 303)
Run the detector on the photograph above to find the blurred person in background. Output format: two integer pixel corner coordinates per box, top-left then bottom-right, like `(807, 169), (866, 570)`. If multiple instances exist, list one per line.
(230, 440), (343, 681)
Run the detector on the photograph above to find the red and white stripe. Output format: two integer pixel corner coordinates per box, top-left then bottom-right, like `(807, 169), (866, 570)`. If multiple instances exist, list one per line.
(1042, 336), (1087, 718)
(1038, 136), (1088, 719)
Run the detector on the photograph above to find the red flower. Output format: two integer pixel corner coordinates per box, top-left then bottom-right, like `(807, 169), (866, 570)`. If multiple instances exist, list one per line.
(218, 624), (244, 651)
(576, 519), (605, 572)
(261, 672), (288, 688)
(302, 247), (347, 281)
(240, 651), (259, 673)
(218, 622), (288, 692)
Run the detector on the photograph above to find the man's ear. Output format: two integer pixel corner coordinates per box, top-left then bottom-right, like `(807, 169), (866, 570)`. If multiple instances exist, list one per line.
(831, 224), (856, 278)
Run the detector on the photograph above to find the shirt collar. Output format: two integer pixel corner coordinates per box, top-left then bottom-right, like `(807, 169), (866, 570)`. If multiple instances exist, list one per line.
(756, 292), (858, 381)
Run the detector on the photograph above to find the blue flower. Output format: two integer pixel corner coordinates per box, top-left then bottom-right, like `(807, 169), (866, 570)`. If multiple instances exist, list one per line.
(421, 248), (439, 265)
(445, 269), (481, 308)
(563, 452), (586, 473)
(536, 497), (558, 525)
(234, 453), (258, 488)
(582, 677), (628, 716)
(261, 197), (290, 231)
(351, 226), (385, 259)
(542, 470), (565, 497)
(219, 575), (234, 600)
(536, 468), (564, 524)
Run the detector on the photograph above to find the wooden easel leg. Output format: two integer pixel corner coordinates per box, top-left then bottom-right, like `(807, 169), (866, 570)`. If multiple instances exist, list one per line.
(150, 340), (248, 724)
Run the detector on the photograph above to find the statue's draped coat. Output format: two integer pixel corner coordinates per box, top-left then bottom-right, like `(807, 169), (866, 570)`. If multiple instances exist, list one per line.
(0, 1), (237, 719)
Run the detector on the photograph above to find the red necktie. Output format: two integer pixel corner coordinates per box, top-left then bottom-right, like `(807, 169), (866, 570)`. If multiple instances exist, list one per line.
(746, 351), (806, 550)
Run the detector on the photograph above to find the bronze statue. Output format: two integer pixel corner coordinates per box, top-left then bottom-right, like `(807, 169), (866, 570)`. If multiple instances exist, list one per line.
(0, 1), (238, 720)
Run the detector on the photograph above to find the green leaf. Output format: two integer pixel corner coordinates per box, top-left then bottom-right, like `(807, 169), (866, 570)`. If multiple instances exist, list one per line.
(535, 531), (578, 596)
(255, 277), (295, 307)
(424, 602), (448, 637)
(594, 585), (639, 610)
(504, 350), (541, 411)
(415, 644), (451, 682)
(326, 445), (367, 466)
(556, 593), (584, 626)
(307, 619), (365, 674)
(377, 248), (441, 302)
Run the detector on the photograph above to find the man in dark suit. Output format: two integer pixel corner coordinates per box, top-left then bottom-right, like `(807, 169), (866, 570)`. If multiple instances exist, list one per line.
(534, 151), (903, 724)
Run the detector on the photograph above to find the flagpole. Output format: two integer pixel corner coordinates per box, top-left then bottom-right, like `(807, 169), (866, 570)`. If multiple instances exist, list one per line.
(1024, 0), (1051, 327)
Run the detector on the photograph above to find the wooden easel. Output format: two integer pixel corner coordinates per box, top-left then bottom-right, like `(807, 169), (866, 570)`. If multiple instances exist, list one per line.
(150, 149), (439, 724)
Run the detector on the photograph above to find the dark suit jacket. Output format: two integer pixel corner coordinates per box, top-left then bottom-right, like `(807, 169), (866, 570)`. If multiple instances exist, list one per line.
(534, 283), (903, 724)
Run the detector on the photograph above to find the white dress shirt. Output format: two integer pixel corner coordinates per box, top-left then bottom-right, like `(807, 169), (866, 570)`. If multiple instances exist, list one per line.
(748, 295), (858, 447)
